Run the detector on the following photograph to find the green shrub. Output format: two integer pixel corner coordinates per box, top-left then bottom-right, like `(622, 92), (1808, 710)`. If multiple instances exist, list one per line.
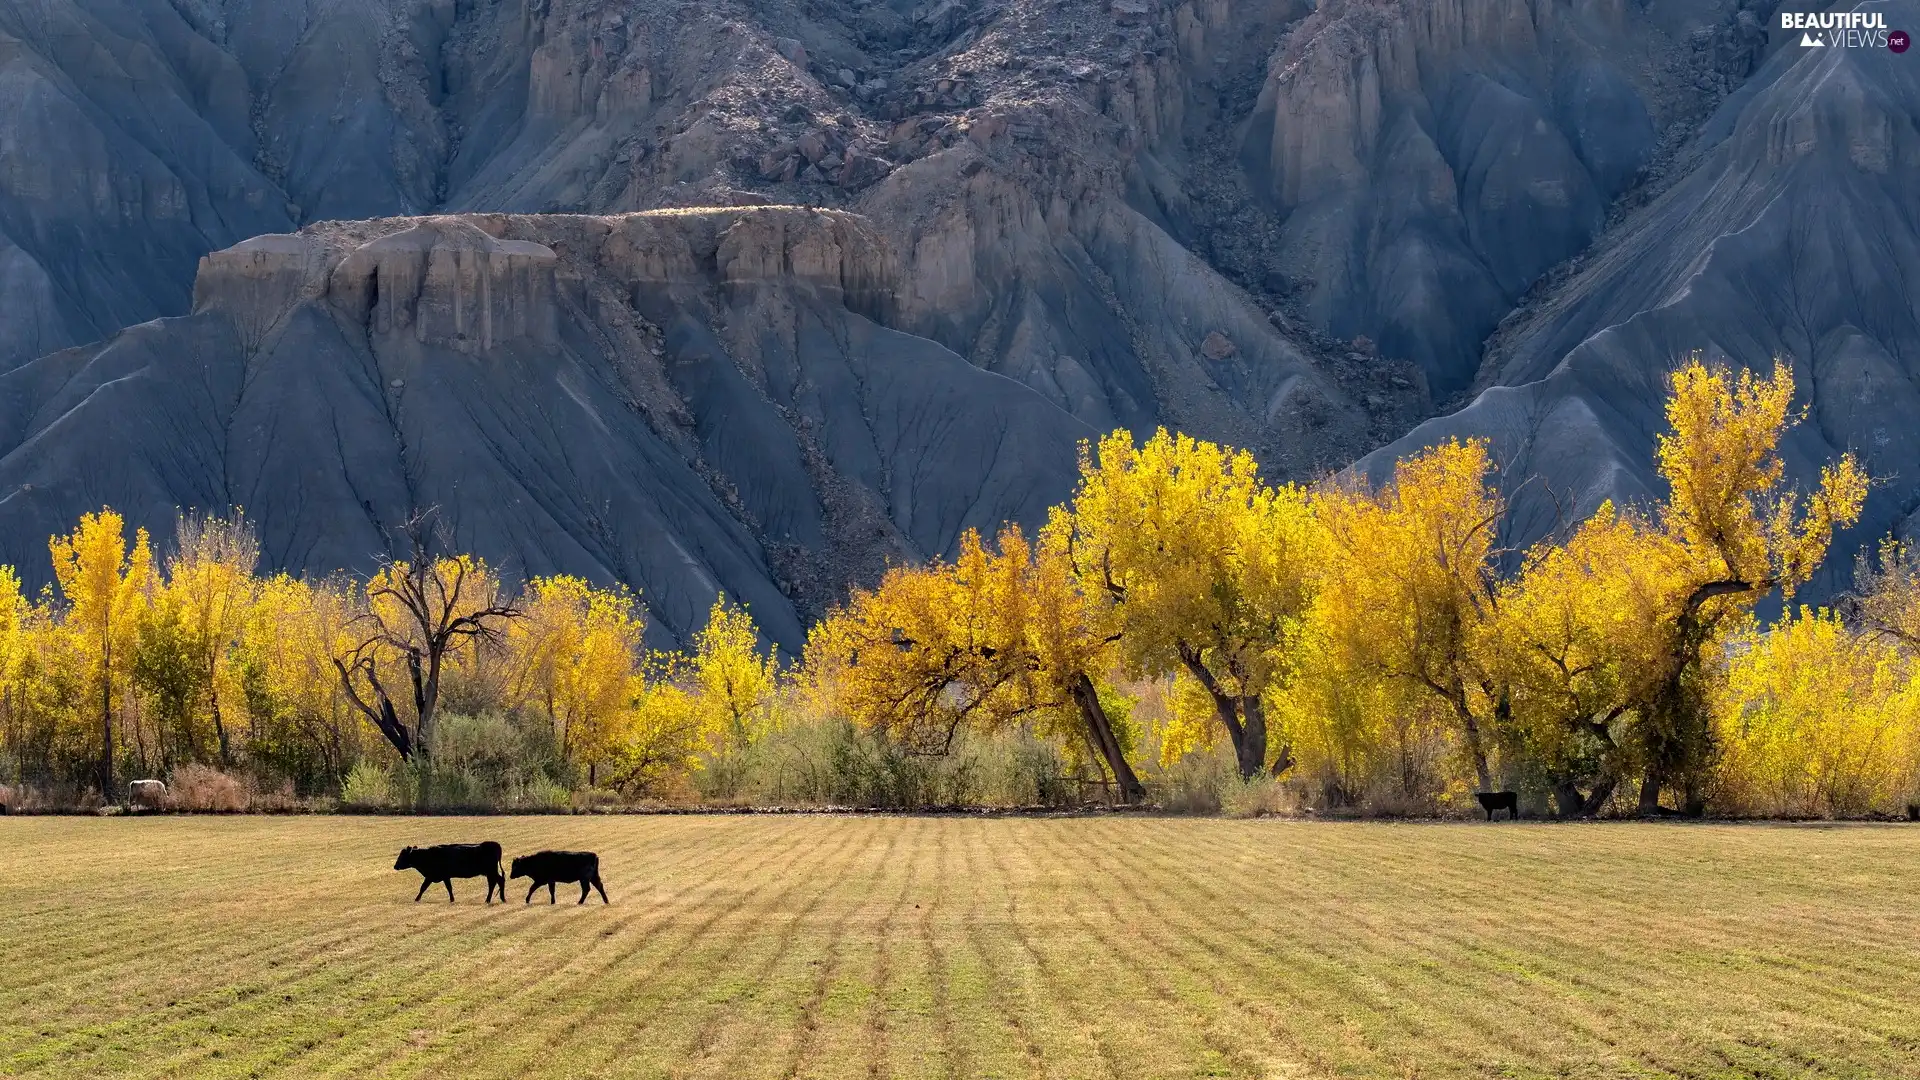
(339, 760), (400, 810)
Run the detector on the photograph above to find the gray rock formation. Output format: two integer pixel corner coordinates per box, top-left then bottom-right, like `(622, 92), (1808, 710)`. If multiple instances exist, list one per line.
(1, 0), (1911, 628)
(1359, 0), (1920, 597)
(1238, 0), (1764, 396)
(0, 210), (1089, 646)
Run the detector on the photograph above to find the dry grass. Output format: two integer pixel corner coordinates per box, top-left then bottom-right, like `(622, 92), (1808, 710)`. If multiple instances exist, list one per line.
(2, 817), (1918, 1079)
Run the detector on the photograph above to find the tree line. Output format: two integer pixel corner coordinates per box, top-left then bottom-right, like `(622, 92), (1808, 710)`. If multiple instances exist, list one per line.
(4, 358), (1918, 816)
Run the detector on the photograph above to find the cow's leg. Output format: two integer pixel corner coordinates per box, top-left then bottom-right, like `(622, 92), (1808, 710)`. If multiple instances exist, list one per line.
(578, 880), (590, 905)
(592, 876), (609, 904)
(547, 882), (557, 904)
(445, 879), (456, 903)
(415, 878), (431, 902)
(526, 882), (539, 904)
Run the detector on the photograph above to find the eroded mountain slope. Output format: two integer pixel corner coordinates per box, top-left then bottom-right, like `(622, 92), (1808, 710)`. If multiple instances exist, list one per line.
(1359, 0), (1920, 596)
(0, 0), (1855, 629)
(0, 209), (1091, 645)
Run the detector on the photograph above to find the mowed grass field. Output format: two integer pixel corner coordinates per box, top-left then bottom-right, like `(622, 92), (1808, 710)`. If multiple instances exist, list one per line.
(2, 817), (1918, 1080)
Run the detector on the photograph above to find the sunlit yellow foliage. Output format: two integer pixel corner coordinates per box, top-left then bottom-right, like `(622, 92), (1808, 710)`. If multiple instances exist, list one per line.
(1316, 440), (1506, 791)
(1065, 428), (1320, 778)
(1150, 672), (1220, 769)
(134, 516), (260, 767)
(690, 596), (781, 756)
(1485, 505), (1685, 807)
(1628, 358), (1868, 808)
(811, 523), (1145, 795)
(1712, 609), (1920, 817)
(1852, 538), (1920, 653)
(47, 509), (155, 788)
(1657, 360), (1868, 601)
(511, 576), (646, 771)
(809, 530), (1030, 752)
(235, 575), (368, 784)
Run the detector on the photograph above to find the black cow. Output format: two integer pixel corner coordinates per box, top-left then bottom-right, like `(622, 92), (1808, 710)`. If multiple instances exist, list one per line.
(394, 842), (506, 903)
(1475, 791), (1519, 821)
(510, 850), (609, 905)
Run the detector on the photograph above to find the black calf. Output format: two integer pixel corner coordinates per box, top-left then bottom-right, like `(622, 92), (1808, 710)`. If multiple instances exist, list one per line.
(1475, 791), (1519, 821)
(511, 850), (609, 905)
(394, 842), (506, 903)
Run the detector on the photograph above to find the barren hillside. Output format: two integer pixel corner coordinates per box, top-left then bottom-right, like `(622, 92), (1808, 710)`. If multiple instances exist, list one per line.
(2, 0), (1904, 638)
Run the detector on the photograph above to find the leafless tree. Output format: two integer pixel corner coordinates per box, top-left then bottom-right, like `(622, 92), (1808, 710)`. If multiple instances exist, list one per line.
(332, 510), (521, 762)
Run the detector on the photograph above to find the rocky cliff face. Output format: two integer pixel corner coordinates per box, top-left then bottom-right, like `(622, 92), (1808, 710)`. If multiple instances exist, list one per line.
(1359, 0), (1920, 598)
(1, 0), (1906, 627)
(2, 208), (1094, 646)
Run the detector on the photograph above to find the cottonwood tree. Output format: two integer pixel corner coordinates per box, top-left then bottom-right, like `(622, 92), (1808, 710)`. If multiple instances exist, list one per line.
(813, 524), (1147, 801)
(1317, 440), (1510, 792)
(134, 514), (260, 768)
(333, 515), (521, 762)
(689, 596), (781, 757)
(1850, 539), (1920, 652)
(0, 568), (43, 785)
(509, 576), (646, 782)
(238, 574), (368, 787)
(1710, 608), (1920, 817)
(1625, 358), (1866, 813)
(49, 510), (154, 795)
(1066, 429), (1320, 781)
(1491, 505), (1683, 815)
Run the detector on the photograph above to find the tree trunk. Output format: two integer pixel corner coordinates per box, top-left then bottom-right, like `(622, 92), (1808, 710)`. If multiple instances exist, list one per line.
(1581, 776), (1617, 817)
(408, 651), (437, 761)
(1069, 671), (1146, 804)
(1177, 651), (1250, 776)
(1237, 693), (1270, 781)
(210, 682), (232, 770)
(100, 640), (114, 799)
(1552, 779), (1584, 818)
(1637, 769), (1663, 816)
(1459, 708), (1493, 793)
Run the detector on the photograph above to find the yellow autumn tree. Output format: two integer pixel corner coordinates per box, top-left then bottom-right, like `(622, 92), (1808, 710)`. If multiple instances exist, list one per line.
(49, 509), (155, 793)
(1064, 429), (1321, 780)
(1631, 358), (1867, 812)
(509, 576), (646, 782)
(1711, 608), (1920, 817)
(133, 514), (260, 769)
(1851, 539), (1920, 654)
(0, 567), (42, 783)
(1316, 440), (1508, 793)
(811, 524), (1147, 799)
(690, 595), (780, 758)
(1488, 504), (1686, 815)
(236, 574), (371, 788)
(601, 663), (709, 796)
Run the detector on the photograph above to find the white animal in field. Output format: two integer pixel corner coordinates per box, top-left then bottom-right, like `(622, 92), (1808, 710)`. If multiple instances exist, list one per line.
(128, 779), (167, 810)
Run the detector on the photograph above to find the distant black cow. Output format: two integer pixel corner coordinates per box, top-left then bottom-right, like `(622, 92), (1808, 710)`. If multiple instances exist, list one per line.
(1475, 791), (1519, 821)
(511, 850), (609, 905)
(394, 842), (506, 903)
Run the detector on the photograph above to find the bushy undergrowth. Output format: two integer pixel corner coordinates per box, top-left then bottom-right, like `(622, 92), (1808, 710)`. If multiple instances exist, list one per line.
(695, 719), (1084, 809)
(166, 764), (250, 812)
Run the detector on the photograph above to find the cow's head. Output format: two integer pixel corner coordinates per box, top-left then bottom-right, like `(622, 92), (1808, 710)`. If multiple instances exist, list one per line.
(508, 855), (529, 880)
(394, 846), (418, 871)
